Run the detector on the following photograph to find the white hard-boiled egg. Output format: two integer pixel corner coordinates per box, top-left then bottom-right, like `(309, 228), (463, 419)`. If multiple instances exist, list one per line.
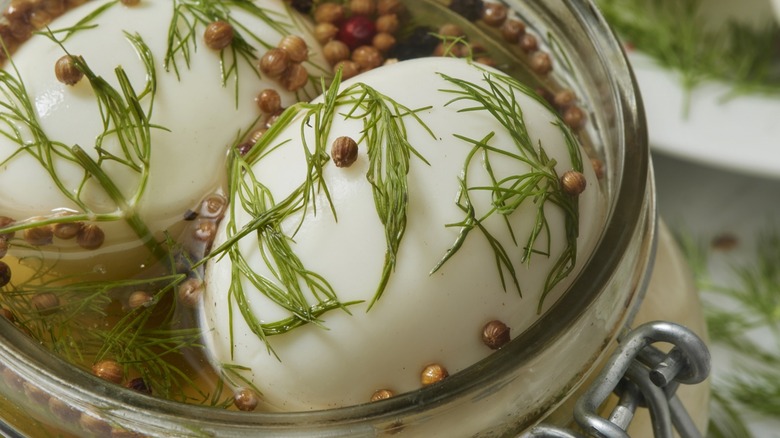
(201, 57), (606, 411)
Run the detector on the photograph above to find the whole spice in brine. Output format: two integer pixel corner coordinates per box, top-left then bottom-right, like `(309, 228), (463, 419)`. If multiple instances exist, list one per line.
(331, 136), (359, 168)
(203, 20), (234, 50)
(76, 224), (105, 250)
(420, 363), (449, 386)
(55, 55), (83, 85)
(560, 170), (587, 196)
(481, 319), (510, 349)
(234, 388), (259, 411)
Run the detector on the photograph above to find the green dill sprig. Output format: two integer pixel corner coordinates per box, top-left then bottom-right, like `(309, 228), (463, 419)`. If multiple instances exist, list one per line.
(597, 0), (780, 102)
(0, 30), (166, 258)
(435, 67), (582, 312)
(165, 0), (319, 103)
(38, 0), (118, 42)
(208, 69), (434, 351)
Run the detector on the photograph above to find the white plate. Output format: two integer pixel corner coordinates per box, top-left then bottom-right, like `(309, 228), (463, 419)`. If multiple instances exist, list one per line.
(628, 51), (780, 179)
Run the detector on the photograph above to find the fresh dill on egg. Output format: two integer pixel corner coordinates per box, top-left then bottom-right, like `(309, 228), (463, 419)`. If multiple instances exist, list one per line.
(0, 30), (166, 257)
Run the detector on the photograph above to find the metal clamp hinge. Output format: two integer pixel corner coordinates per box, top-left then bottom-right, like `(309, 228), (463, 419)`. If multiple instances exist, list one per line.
(522, 321), (711, 438)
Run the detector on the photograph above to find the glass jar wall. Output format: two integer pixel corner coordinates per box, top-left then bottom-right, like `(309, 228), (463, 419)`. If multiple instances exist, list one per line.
(0, 0), (708, 436)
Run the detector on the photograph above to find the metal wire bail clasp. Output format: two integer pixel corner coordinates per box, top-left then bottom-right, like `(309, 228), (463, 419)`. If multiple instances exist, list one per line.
(524, 321), (711, 438)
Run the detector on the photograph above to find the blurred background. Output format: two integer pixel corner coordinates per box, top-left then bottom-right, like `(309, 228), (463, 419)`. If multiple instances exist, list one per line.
(597, 0), (780, 436)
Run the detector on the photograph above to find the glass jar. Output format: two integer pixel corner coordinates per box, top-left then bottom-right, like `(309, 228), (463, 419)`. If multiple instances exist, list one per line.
(0, 0), (708, 436)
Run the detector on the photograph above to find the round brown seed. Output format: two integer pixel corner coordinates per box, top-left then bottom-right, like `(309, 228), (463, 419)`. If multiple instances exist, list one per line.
(0, 216), (15, 240)
(55, 55), (83, 85)
(282, 62), (309, 91)
(314, 3), (345, 23)
(279, 35), (308, 63)
(350, 0), (376, 16)
(420, 363), (448, 386)
(334, 60), (360, 79)
(324, 40), (351, 65)
(481, 320), (510, 350)
(372, 32), (396, 52)
(370, 388), (395, 402)
(76, 224), (105, 250)
(127, 290), (153, 310)
(0, 239), (7, 259)
(193, 220), (217, 242)
(315, 22), (339, 44)
(234, 388), (259, 411)
(204, 20), (234, 50)
(563, 106), (586, 129)
(530, 51), (552, 75)
(92, 360), (124, 384)
(23, 224), (53, 246)
(259, 48), (290, 78)
(125, 377), (152, 395)
(120, 0), (141, 5)
(53, 221), (83, 240)
(32, 292), (60, 316)
(331, 136), (359, 168)
(501, 19), (526, 43)
(519, 33), (538, 53)
(255, 88), (282, 114)
(0, 261), (10, 287)
(351, 45), (383, 71)
(375, 14), (400, 34)
(482, 3), (508, 27)
(178, 278), (204, 308)
(200, 194), (227, 218)
(560, 170), (587, 196)
(377, 0), (404, 15)
(553, 89), (577, 108)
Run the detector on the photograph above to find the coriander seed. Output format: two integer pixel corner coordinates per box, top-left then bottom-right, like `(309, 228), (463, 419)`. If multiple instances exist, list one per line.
(53, 221), (83, 240)
(76, 224), (105, 250)
(127, 290), (153, 310)
(350, 0), (376, 16)
(0, 239), (8, 259)
(420, 363), (448, 386)
(324, 40), (351, 65)
(23, 225), (53, 246)
(482, 3), (508, 27)
(481, 320), (510, 350)
(519, 33), (538, 53)
(530, 51), (552, 75)
(200, 194), (228, 218)
(591, 158), (605, 180)
(0, 216), (15, 240)
(204, 20), (234, 50)
(331, 136), (359, 168)
(194, 220), (217, 242)
(314, 3), (345, 23)
(501, 19), (526, 43)
(315, 22), (339, 44)
(370, 388), (395, 402)
(553, 89), (576, 108)
(375, 14), (399, 34)
(377, 0), (404, 15)
(0, 307), (15, 322)
(55, 55), (83, 85)
(563, 106), (586, 129)
(259, 48), (290, 78)
(92, 360), (123, 384)
(120, 0), (141, 5)
(178, 278), (204, 308)
(372, 32), (396, 52)
(282, 62), (309, 91)
(234, 388), (259, 411)
(31, 292), (60, 316)
(255, 88), (282, 114)
(279, 35), (309, 63)
(334, 60), (360, 79)
(560, 170), (587, 196)
(351, 45), (383, 71)
(438, 23), (464, 38)
(0, 261), (10, 287)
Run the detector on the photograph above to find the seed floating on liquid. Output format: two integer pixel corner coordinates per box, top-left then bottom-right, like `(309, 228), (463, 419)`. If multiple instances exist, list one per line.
(481, 319), (510, 350)
(420, 363), (449, 386)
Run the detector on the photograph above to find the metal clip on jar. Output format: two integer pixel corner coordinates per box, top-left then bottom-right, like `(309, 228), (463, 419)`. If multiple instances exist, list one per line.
(0, 0), (709, 436)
